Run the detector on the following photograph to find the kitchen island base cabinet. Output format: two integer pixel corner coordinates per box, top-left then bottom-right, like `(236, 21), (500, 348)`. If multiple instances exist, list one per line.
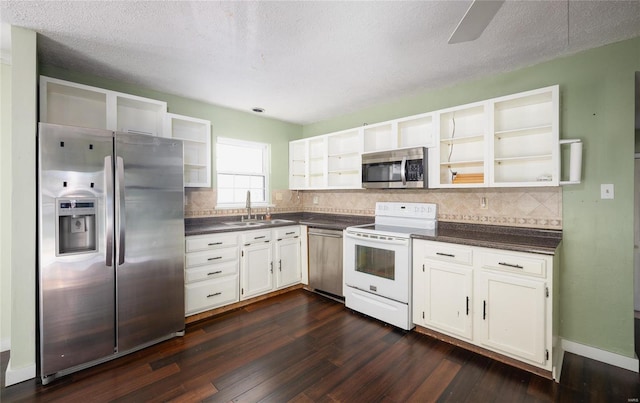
(412, 239), (557, 378)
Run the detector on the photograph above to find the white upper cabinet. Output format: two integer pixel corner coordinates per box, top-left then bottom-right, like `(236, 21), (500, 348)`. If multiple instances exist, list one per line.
(327, 128), (362, 188)
(363, 121), (395, 153)
(363, 112), (435, 153)
(165, 113), (212, 188)
(289, 113), (433, 190)
(288, 85), (563, 190)
(489, 85), (559, 187)
(40, 76), (167, 137)
(289, 140), (308, 190)
(435, 101), (489, 188)
(289, 128), (362, 190)
(397, 112), (435, 149)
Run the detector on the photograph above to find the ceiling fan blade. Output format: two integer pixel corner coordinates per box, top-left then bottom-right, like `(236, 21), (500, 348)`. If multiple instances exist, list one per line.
(448, 0), (505, 44)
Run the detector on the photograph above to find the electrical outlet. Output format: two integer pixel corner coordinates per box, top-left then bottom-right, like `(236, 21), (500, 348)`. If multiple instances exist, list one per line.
(313, 196), (319, 205)
(480, 197), (488, 209)
(601, 184), (614, 199)
(275, 192), (283, 201)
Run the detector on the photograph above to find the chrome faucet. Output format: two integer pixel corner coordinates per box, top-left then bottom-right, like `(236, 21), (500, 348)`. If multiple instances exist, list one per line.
(244, 190), (253, 221)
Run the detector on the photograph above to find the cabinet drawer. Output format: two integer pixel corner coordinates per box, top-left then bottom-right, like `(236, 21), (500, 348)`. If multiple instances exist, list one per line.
(186, 247), (238, 268)
(185, 261), (238, 284)
(274, 226), (300, 240)
(186, 233), (238, 252)
(422, 242), (473, 266)
(185, 275), (238, 315)
(480, 250), (547, 278)
(240, 229), (272, 245)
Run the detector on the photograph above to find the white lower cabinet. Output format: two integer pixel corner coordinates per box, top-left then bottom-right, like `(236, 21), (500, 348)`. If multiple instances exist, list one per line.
(274, 227), (302, 288)
(240, 226), (302, 300)
(240, 230), (274, 300)
(185, 226), (303, 314)
(184, 232), (240, 315)
(413, 239), (557, 375)
(413, 255), (473, 340)
(476, 270), (546, 365)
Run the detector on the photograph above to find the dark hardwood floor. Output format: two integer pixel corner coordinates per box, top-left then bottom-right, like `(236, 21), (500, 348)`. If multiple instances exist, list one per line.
(2, 289), (639, 402)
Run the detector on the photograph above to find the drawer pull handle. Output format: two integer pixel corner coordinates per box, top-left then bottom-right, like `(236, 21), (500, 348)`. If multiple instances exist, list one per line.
(436, 252), (455, 258)
(207, 270), (223, 276)
(207, 256), (222, 261)
(254, 236), (266, 240)
(498, 262), (524, 269)
(206, 292), (222, 298)
(208, 242), (223, 246)
(285, 232), (296, 235)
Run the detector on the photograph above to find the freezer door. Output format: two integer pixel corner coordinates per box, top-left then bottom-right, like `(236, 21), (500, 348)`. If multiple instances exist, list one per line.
(38, 123), (116, 377)
(115, 132), (185, 351)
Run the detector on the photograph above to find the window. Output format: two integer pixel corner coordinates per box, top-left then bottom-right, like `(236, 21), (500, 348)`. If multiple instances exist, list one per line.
(216, 137), (270, 207)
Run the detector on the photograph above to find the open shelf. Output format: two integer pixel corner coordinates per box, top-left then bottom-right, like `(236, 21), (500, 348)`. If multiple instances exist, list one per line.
(42, 79), (108, 129)
(398, 113), (434, 148)
(363, 123), (394, 153)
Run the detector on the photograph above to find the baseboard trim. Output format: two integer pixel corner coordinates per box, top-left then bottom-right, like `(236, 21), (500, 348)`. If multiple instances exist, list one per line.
(0, 337), (10, 352)
(4, 359), (36, 386)
(561, 339), (639, 373)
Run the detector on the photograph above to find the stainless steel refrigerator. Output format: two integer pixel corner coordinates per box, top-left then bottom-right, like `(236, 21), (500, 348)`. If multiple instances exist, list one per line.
(37, 123), (185, 384)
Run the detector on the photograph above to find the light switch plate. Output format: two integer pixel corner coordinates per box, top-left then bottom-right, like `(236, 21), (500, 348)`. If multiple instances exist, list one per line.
(601, 184), (614, 199)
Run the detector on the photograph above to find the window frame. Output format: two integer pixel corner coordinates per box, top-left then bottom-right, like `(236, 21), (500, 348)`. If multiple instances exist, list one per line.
(215, 137), (271, 209)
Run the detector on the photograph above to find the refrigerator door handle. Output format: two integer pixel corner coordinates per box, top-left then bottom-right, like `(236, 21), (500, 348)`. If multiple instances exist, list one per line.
(116, 156), (126, 265)
(105, 156), (114, 267)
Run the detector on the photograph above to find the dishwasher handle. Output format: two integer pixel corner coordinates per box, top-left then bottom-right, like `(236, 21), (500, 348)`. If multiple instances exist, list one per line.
(308, 230), (343, 238)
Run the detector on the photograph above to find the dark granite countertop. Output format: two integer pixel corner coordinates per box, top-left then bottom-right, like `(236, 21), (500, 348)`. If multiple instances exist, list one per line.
(185, 213), (373, 236)
(412, 222), (562, 255)
(185, 214), (561, 255)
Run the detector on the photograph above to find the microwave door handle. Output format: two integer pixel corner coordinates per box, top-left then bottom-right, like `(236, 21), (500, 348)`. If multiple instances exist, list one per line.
(401, 156), (407, 186)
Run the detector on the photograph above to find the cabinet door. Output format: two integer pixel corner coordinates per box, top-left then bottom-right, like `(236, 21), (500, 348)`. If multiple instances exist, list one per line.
(240, 241), (273, 300)
(274, 237), (301, 289)
(416, 259), (473, 340)
(477, 271), (547, 365)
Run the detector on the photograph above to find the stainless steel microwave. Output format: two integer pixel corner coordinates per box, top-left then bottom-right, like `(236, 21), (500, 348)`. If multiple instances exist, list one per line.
(361, 147), (428, 189)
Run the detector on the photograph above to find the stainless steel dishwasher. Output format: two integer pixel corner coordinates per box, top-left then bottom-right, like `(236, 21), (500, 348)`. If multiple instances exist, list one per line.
(308, 227), (344, 298)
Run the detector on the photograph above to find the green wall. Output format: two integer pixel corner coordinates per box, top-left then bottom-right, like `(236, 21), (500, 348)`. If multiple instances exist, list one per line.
(304, 37), (640, 358)
(39, 65), (302, 190)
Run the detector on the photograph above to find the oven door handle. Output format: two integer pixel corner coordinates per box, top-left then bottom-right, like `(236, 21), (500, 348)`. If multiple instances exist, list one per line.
(344, 231), (409, 246)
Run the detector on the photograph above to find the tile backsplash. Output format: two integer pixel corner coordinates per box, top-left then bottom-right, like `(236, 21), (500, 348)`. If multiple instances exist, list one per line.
(185, 187), (562, 230)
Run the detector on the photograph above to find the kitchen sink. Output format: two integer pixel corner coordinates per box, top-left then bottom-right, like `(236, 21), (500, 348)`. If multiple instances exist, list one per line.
(263, 219), (295, 225)
(224, 221), (264, 227)
(223, 219), (296, 227)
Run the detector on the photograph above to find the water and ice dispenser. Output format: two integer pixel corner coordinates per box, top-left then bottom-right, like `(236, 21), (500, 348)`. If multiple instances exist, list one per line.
(56, 198), (97, 255)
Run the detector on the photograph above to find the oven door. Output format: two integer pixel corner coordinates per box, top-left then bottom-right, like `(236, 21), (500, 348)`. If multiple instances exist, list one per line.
(343, 230), (410, 303)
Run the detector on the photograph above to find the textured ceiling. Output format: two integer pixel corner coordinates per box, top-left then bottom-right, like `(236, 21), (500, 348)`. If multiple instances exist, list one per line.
(2, 1), (640, 125)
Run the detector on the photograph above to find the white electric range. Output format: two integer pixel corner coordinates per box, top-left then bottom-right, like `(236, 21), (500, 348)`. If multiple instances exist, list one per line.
(343, 202), (437, 330)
